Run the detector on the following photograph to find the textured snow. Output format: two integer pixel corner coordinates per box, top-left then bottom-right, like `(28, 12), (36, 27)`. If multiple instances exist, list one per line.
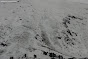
(0, 0), (88, 59)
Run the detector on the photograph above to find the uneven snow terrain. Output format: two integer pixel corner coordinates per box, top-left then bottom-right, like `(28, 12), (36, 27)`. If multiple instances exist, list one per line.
(0, 0), (88, 59)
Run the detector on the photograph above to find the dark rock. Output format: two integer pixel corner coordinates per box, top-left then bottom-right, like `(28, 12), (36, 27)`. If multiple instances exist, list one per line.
(49, 53), (57, 57)
(34, 54), (37, 58)
(43, 51), (48, 55)
(57, 55), (64, 59)
(10, 56), (14, 59)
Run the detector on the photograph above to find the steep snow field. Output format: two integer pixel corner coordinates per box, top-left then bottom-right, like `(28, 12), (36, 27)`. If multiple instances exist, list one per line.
(0, 0), (88, 59)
